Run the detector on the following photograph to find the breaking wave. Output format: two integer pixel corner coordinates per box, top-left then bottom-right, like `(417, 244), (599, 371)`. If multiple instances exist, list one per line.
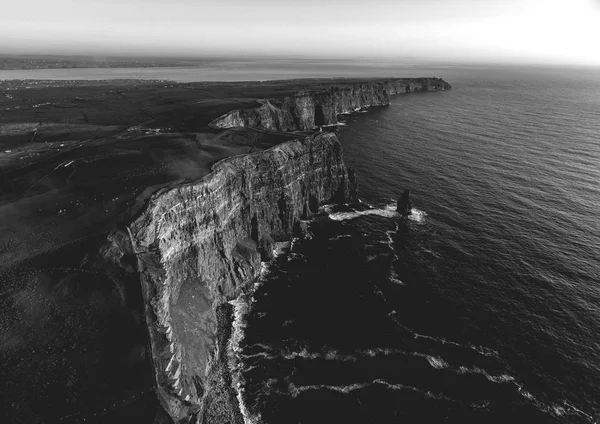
(228, 262), (276, 424)
(270, 342), (596, 421)
(326, 203), (399, 221)
(408, 208), (427, 223)
(324, 201), (427, 226)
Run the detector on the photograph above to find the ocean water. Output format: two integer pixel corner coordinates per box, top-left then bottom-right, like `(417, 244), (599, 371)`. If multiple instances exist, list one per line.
(233, 66), (600, 423)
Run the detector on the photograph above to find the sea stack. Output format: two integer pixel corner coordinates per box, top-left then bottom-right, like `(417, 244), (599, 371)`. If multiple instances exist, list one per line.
(397, 189), (412, 216)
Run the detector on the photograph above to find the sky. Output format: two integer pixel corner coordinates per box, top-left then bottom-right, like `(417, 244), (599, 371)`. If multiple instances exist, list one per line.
(2, 0), (600, 65)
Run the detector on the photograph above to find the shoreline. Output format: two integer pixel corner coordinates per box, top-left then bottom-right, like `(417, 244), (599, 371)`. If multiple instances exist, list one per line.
(122, 77), (450, 423)
(0, 75), (449, 423)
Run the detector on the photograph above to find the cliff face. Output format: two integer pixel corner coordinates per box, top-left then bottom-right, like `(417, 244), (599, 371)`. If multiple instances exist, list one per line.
(209, 78), (451, 131)
(125, 133), (356, 421)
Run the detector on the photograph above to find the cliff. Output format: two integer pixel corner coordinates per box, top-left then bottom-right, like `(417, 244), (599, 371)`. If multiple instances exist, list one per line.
(209, 78), (451, 131)
(102, 76), (450, 423)
(123, 132), (357, 422)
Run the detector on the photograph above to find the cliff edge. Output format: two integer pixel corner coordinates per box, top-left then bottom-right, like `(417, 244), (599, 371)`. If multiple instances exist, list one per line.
(122, 133), (356, 422)
(0, 76), (449, 423)
(105, 76), (450, 423)
(209, 78), (451, 131)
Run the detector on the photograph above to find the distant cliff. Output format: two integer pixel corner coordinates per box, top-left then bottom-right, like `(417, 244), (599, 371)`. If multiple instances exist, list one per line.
(123, 133), (356, 422)
(209, 78), (451, 131)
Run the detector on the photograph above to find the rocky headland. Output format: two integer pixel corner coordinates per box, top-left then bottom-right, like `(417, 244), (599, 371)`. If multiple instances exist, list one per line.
(117, 132), (356, 422)
(209, 78), (451, 131)
(118, 77), (450, 423)
(0, 77), (449, 423)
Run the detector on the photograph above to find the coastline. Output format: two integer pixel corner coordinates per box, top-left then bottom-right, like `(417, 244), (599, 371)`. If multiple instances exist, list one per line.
(120, 78), (450, 423)
(0, 75), (449, 423)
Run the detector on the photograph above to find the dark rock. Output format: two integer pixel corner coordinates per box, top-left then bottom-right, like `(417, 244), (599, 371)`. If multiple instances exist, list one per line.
(397, 189), (412, 216)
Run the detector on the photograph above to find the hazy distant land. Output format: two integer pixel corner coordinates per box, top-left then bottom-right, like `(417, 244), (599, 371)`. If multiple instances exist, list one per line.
(0, 54), (227, 70)
(0, 55), (465, 84)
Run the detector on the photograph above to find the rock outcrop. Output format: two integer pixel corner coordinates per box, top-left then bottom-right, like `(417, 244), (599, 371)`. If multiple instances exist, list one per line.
(209, 78), (451, 131)
(124, 132), (357, 422)
(397, 189), (412, 216)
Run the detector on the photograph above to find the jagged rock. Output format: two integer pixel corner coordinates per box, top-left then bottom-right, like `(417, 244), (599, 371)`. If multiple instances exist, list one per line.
(397, 189), (412, 216)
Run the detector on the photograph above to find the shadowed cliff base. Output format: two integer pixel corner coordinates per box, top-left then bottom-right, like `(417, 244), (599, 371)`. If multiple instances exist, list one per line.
(0, 76), (450, 423)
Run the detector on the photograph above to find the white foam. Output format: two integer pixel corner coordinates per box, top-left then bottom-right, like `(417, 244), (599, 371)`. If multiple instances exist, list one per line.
(560, 401), (597, 422)
(328, 207), (399, 221)
(276, 345), (599, 420)
(408, 208), (427, 223)
(291, 378), (447, 399)
(229, 297), (249, 354)
(289, 382), (369, 396)
(520, 389), (535, 400)
(241, 351), (276, 360)
(466, 343), (500, 358)
(389, 277), (405, 285)
(282, 349), (320, 360)
(487, 373), (515, 383)
(422, 248), (440, 258)
(458, 366), (515, 383)
(226, 257), (284, 424)
(319, 203), (336, 213)
(325, 201), (400, 222)
(228, 294), (262, 424)
(383, 228), (406, 285)
(456, 365), (596, 420)
(414, 333), (500, 358)
(272, 241), (290, 258)
(289, 238), (301, 252)
(374, 380), (456, 402)
(471, 400), (491, 409)
(282, 348), (358, 362)
(426, 355), (448, 369)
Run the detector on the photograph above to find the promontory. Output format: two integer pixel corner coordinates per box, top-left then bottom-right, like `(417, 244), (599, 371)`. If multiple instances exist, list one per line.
(0, 77), (450, 423)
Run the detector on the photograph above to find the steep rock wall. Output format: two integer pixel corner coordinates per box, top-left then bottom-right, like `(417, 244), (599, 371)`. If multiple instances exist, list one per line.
(126, 133), (356, 421)
(209, 77), (451, 131)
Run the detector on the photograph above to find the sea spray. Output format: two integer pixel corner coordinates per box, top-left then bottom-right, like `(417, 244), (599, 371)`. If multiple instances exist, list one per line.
(408, 208), (427, 224)
(326, 202), (399, 221)
(227, 262), (273, 424)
